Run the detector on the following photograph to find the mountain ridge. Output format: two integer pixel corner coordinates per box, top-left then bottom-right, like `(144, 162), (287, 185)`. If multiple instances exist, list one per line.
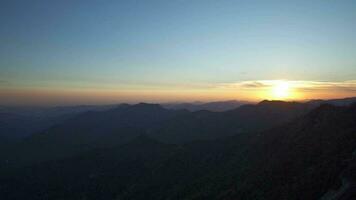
(2, 103), (356, 199)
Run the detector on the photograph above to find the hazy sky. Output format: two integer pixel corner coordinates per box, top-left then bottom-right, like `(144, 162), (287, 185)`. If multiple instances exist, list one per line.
(1, 0), (356, 105)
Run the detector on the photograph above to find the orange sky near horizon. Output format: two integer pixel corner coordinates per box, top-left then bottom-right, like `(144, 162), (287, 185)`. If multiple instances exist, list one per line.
(1, 80), (356, 106)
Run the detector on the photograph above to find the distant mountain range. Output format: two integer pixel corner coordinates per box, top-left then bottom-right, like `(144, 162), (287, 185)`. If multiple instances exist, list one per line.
(2, 97), (354, 139)
(163, 97), (356, 111)
(308, 96), (356, 106)
(0, 100), (313, 166)
(162, 100), (251, 111)
(0, 105), (116, 138)
(1, 100), (356, 200)
(1, 97), (356, 199)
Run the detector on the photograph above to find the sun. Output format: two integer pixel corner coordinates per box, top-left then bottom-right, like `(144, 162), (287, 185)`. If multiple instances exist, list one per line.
(272, 81), (291, 100)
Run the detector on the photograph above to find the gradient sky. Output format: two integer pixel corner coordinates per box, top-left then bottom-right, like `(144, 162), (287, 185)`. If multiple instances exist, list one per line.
(1, 0), (356, 105)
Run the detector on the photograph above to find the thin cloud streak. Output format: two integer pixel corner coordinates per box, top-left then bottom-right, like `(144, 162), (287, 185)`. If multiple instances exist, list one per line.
(217, 80), (356, 92)
(1, 79), (356, 106)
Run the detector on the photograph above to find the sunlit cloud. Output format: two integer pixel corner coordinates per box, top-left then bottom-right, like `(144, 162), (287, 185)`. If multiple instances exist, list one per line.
(215, 80), (356, 100)
(218, 80), (356, 91)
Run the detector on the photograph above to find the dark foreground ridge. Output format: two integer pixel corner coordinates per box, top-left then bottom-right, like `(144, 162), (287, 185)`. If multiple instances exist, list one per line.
(0, 100), (310, 166)
(0, 102), (356, 199)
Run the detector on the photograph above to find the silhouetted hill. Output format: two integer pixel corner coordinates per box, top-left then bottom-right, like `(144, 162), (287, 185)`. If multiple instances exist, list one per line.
(154, 100), (310, 143)
(308, 97), (356, 106)
(1, 103), (186, 166)
(2, 103), (355, 199)
(0, 105), (116, 138)
(1, 101), (312, 167)
(163, 100), (250, 111)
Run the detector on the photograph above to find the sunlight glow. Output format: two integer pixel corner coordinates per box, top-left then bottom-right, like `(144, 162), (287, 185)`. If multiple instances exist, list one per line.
(272, 81), (291, 100)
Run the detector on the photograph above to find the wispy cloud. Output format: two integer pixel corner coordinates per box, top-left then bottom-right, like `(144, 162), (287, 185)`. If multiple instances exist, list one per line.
(296, 80), (356, 92)
(216, 80), (356, 93)
(217, 80), (286, 90)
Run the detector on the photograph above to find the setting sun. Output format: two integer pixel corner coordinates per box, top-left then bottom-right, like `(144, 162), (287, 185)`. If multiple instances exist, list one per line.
(272, 81), (291, 100)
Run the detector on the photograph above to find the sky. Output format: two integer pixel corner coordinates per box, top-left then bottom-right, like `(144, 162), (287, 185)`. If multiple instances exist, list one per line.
(1, 0), (356, 105)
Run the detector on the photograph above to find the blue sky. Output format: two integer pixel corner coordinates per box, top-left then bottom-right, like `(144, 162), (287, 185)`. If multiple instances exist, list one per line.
(1, 0), (356, 105)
